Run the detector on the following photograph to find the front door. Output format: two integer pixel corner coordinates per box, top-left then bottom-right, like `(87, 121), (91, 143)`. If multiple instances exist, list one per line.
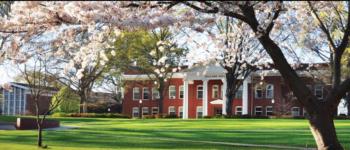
(214, 107), (222, 116)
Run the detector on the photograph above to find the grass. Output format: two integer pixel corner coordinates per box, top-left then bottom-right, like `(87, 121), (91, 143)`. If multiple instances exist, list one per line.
(1, 116), (350, 149)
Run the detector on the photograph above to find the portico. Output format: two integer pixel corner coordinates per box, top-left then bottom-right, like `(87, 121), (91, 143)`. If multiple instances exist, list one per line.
(181, 64), (249, 119)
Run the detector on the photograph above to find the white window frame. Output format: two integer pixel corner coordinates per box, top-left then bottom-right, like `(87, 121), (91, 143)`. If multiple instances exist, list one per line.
(142, 107), (149, 115)
(168, 106), (176, 115)
(196, 106), (203, 118)
(212, 85), (219, 99)
(143, 87), (150, 100)
(255, 106), (263, 116)
(265, 84), (274, 99)
(197, 85), (203, 99)
(178, 106), (183, 117)
(266, 106), (273, 116)
(151, 107), (159, 115)
(179, 85), (184, 99)
(132, 107), (139, 118)
(133, 87), (141, 100)
(235, 106), (242, 115)
(314, 84), (323, 99)
(291, 107), (300, 117)
(169, 85), (176, 99)
(152, 87), (160, 100)
(255, 86), (263, 99)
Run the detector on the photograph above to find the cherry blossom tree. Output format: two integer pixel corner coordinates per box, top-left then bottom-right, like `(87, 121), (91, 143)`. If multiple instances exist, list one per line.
(169, 1), (350, 149)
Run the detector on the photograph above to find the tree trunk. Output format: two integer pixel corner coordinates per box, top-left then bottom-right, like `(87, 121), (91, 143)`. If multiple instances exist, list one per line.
(158, 81), (165, 116)
(309, 111), (343, 150)
(37, 123), (43, 147)
(346, 93), (350, 116)
(79, 92), (87, 113)
(225, 69), (238, 116)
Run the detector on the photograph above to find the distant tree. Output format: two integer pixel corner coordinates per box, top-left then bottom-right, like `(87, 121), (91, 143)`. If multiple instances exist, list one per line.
(112, 28), (187, 115)
(52, 86), (80, 113)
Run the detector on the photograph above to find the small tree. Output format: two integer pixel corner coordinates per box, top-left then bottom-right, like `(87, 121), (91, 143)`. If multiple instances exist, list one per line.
(17, 53), (67, 148)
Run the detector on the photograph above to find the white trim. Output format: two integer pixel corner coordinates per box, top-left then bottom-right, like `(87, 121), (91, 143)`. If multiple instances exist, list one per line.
(221, 78), (227, 115)
(266, 106), (273, 116)
(142, 87), (150, 100)
(142, 107), (149, 115)
(235, 106), (242, 115)
(196, 85), (203, 99)
(196, 106), (203, 118)
(212, 85), (219, 99)
(203, 80), (208, 116)
(242, 76), (250, 115)
(133, 87), (141, 100)
(168, 85), (176, 99)
(254, 106), (263, 116)
(179, 85), (184, 99)
(291, 107), (300, 117)
(265, 84), (274, 99)
(168, 106), (175, 115)
(122, 73), (184, 80)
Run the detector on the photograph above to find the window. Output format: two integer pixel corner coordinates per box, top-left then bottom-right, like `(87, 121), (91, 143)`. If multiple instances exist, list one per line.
(255, 106), (263, 116)
(169, 85), (176, 99)
(197, 85), (203, 99)
(314, 84), (323, 99)
(255, 86), (263, 99)
(132, 107), (139, 117)
(235, 85), (243, 99)
(212, 85), (219, 98)
(266, 106), (273, 116)
(266, 84), (274, 99)
(133, 87), (141, 100)
(143, 88), (150, 100)
(152, 107), (159, 115)
(142, 107), (149, 115)
(196, 106), (203, 118)
(168, 106), (176, 116)
(291, 107), (300, 117)
(152, 88), (160, 100)
(179, 85), (184, 99)
(235, 106), (242, 115)
(178, 106), (183, 118)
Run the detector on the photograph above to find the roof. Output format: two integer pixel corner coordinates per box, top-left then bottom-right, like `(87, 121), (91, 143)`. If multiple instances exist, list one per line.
(9, 82), (59, 91)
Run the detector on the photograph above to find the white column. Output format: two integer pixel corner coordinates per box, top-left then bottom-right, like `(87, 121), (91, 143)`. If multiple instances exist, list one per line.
(242, 76), (251, 115)
(221, 78), (227, 115)
(183, 80), (189, 119)
(202, 79), (208, 116)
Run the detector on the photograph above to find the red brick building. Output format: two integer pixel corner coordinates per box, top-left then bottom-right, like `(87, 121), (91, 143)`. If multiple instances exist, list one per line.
(122, 64), (333, 119)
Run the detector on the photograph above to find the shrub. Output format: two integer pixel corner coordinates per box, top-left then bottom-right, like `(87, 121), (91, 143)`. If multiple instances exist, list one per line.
(163, 114), (178, 118)
(51, 113), (130, 118)
(52, 87), (80, 113)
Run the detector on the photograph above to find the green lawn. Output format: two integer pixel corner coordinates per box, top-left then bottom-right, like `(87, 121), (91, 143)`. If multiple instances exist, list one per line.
(1, 116), (350, 150)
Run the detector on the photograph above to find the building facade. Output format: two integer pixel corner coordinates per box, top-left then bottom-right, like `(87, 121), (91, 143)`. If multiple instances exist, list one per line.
(122, 64), (337, 119)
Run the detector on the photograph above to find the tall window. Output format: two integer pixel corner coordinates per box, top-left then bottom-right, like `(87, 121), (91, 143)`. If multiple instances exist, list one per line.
(255, 106), (263, 116)
(169, 85), (176, 99)
(196, 106), (203, 118)
(142, 107), (149, 115)
(133, 87), (141, 100)
(178, 106), (183, 118)
(266, 106), (273, 116)
(152, 88), (160, 100)
(235, 85), (243, 99)
(255, 85), (263, 99)
(132, 107), (139, 118)
(291, 107), (300, 117)
(168, 106), (176, 115)
(212, 85), (219, 98)
(152, 107), (159, 115)
(179, 85), (184, 99)
(235, 106), (242, 115)
(266, 84), (274, 99)
(314, 84), (323, 99)
(143, 88), (150, 100)
(197, 85), (203, 99)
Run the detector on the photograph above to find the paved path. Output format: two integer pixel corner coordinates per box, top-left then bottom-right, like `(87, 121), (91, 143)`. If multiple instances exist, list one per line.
(0, 121), (15, 130)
